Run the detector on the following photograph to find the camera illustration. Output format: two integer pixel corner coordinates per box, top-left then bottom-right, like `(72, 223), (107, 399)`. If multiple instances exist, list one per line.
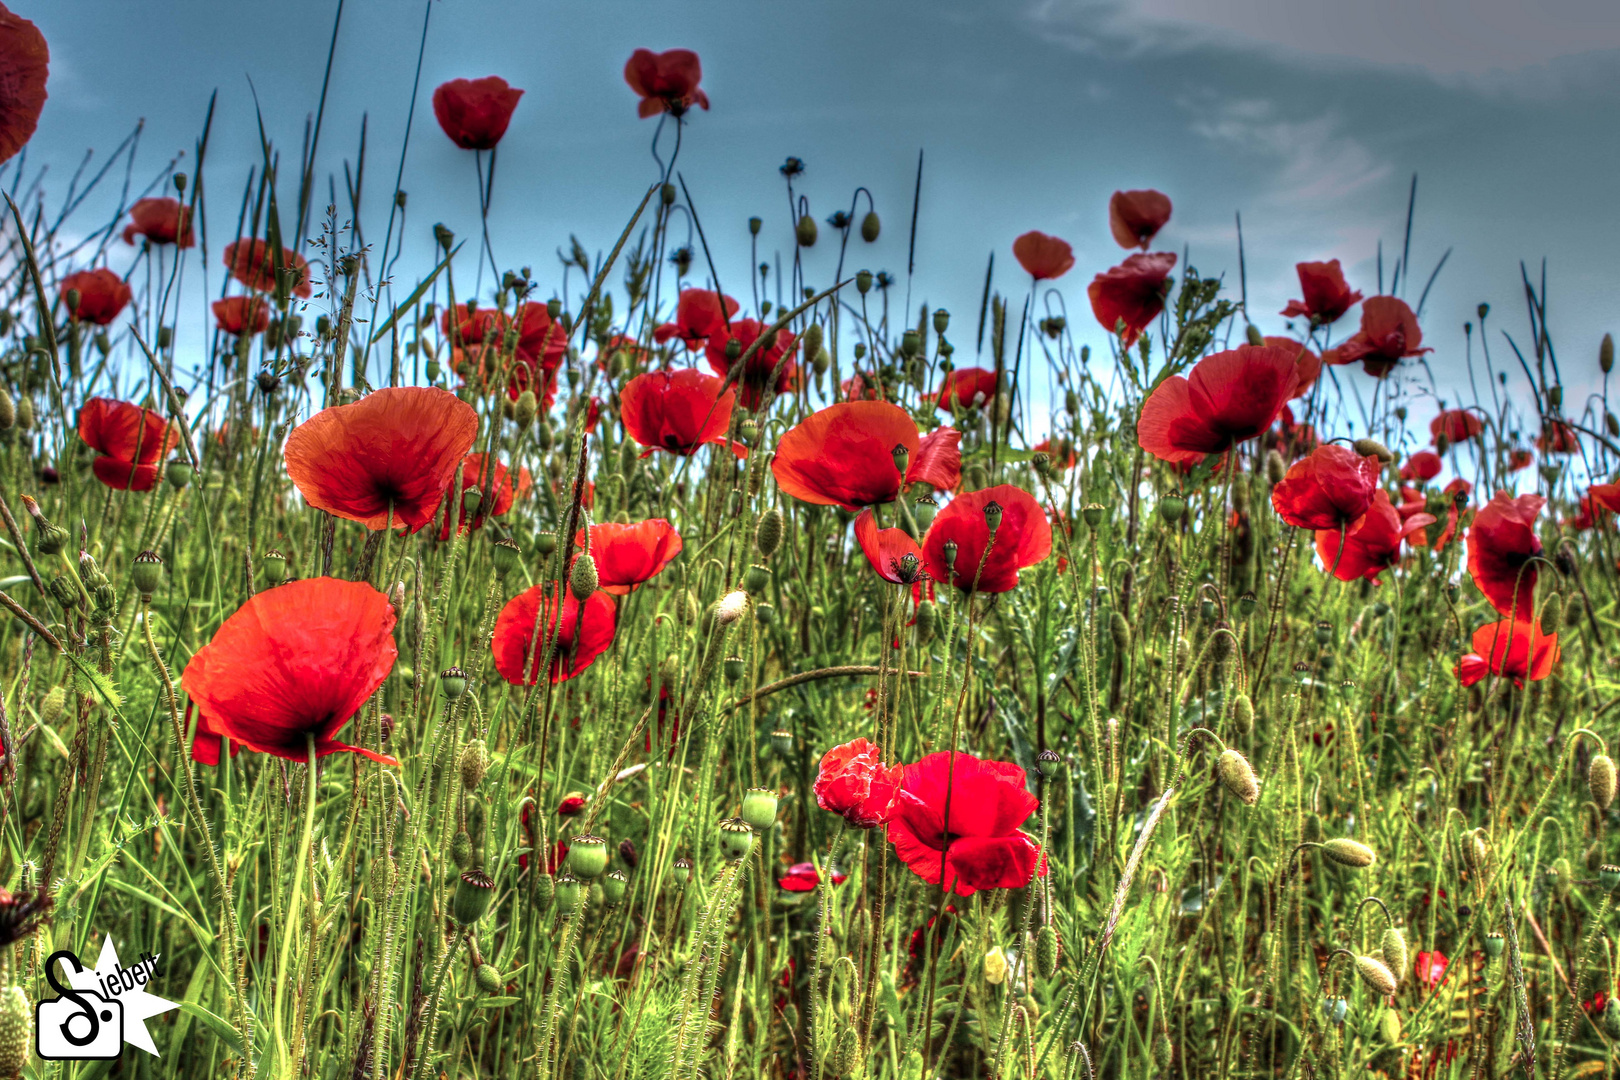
(36, 950), (124, 1060)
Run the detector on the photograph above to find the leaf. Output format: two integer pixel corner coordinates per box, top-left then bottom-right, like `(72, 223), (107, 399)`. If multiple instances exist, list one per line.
(65, 652), (124, 713)
(479, 996), (521, 1009)
(369, 242), (465, 344)
(180, 1001), (247, 1054)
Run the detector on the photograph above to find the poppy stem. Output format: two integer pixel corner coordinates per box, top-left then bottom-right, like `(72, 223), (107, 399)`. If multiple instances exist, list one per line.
(271, 734), (319, 1079)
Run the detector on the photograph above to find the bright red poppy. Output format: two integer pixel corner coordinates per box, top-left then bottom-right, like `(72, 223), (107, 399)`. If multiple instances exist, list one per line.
(181, 577), (399, 765)
(1430, 409), (1484, 445)
(432, 76), (523, 150)
(654, 289), (738, 351)
(575, 519), (683, 595)
(224, 238), (312, 299)
(1536, 419), (1580, 455)
(813, 738), (901, 828)
(1397, 484), (1426, 520)
(1466, 491), (1543, 622)
(888, 750), (1046, 897)
(1262, 337), (1321, 400)
(1088, 251), (1176, 346)
(1455, 619), (1558, 688)
(491, 584), (617, 685)
(1270, 445), (1381, 530)
(1433, 477), (1473, 550)
(854, 508), (926, 585)
(1329, 297), (1429, 377)
(921, 485), (1051, 594)
(1414, 950), (1448, 990)
(60, 268), (131, 326)
(1589, 483), (1620, 515)
(779, 862), (846, 892)
(1399, 450), (1442, 483)
(624, 48), (710, 118)
(437, 453), (519, 539)
(1011, 231), (1075, 281)
(620, 368), (744, 457)
(1108, 189), (1172, 250)
(212, 296), (270, 337)
(123, 197), (194, 248)
(705, 318), (797, 409)
(0, 4), (47, 166)
(772, 402), (961, 510)
(77, 397), (180, 491)
(284, 387), (479, 533)
(1280, 260), (1362, 325)
(1315, 490), (1434, 583)
(188, 703), (239, 766)
(933, 368), (999, 413)
(1136, 344), (1299, 466)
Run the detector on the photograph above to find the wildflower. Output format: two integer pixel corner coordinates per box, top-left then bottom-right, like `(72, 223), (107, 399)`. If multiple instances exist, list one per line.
(814, 738), (901, 828)
(778, 862), (846, 892)
(1329, 297), (1429, 377)
(1400, 450), (1442, 482)
(1431, 408), (1484, 445)
(224, 238), (313, 298)
(704, 318), (797, 409)
(1536, 419), (1580, 455)
(1316, 490), (1434, 583)
(60, 268), (131, 325)
(77, 397), (180, 492)
(1280, 259), (1362, 325)
(1263, 336), (1321, 399)
(122, 197), (194, 248)
(621, 369), (740, 458)
(922, 485), (1052, 594)
(1108, 189), (1172, 249)
(887, 750), (1046, 896)
(573, 519), (683, 594)
(653, 289), (738, 351)
(772, 401), (961, 510)
(1454, 619), (1558, 687)
(212, 296), (270, 337)
(1466, 491), (1544, 621)
(557, 795), (587, 817)
(932, 368), (999, 413)
(853, 508), (926, 585)
(1270, 445), (1381, 531)
(1011, 230), (1075, 281)
(491, 585), (617, 685)
(431, 76), (523, 150)
(1033, 437), (1078, 469)
(624, 48), (710, 118)
(1088, 251), (1176, 347)
(438, 454), (522, 539)
(0, 3), (47, 166)
(1137, 344), (1299, 466)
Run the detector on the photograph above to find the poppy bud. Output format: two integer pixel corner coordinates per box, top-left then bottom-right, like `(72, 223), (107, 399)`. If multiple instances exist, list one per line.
(1245, 324), (1264, 347)
(1036, 925), (1061, 978)
(1321, 838), (1376, 868)
(1378, 1009), (1402, 1045)
(672, 856), (693, 885)
(1380, 928), (1407, 981)
(1215, 748), (1259, 805)
(434, 223), (454, 251)
(511, 389), (538, 430)
(744, 563), (771, 594)
(570, 553), (599, 600)
(474, 963), (502, 994)
(1351, 438), (1392, 463)
(0, 387), (13, 431)
(166, 462), (193, 490)
(860, 211), (880, 242)
(1211, 620), (1236, 663)
(451, 829), (474, 870)
(1158, 494), (1185, 524)
(796, 214), (818, 247)
(1548, 384), (1562, 409)
(1465, 829), (1489, 872)
(856, 269), (873, 295)
(64, 288), (81, 315)
(1353, 955), (1397, 996)
(1604, 333), (1615, 374)
(1234, 692), (1254, 734)
(914, 600), (937, 644)
(40, 685), (66, 726)
(553, 874), (583, 914)
(1263, 450), (1286, 485)
(1590, 753), (1617, 809)
(568, 835), (609, 879)
(1484, 933), (1504, 958)
(131, 550), (164, 600)
(745, 215), (762, 237)
(440, 666), (468, 700)
(833, 1027), (861, 1075)
(983, 500), (1003, 534)
(800, 322), (823, 363)
(741, 788), (778, 830)
(452, 870), (495, 925)
(1110, 611), (1131, 654)
(1534, 591), (1563, 634)
(459, 739), (488, 789)
(718, 817), (754, 861)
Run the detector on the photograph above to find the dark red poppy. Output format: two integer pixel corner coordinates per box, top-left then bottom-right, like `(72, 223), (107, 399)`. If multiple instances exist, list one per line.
(0, 5), (47, 166)
(620, 368), (744, 457)
(624, 48), (709, 118)
(888, 750), (1045, 897)
(491, 584), (617, 686)
(1315, 490), (1434, 584)
(779, 862), (846, 892)
(557, 795), (586, 816)
(813, 738), (901, 828)
(1108, 189), (1172, 250)
(77, 397), (180, 491)
(1536, 419), (1580, 455)
(1329, 296), (1429, 377)
(224, 239), (313, 299)
(1137, 344), (1298, 466)
(1261, 336), (1321, 400)
(772, 402), (961, 510)
(932, 368), (998, 413)
(1270, 445), (1381, 530)
(1455, 619), (1558, 688)
(1088, 251), (1176, 347)
(212, 296), (270, 337)
(180, 577), (399, 765)
(654, 289), (738, 351)
(705, 318), (797, 409)
(432, 76), (523, 150)
(1431, 409), (1484, 445)
(921, 485), (1051, 594)
(575, 519), (683, 595)
(436, 453), (518, 539)
(854, 507), (926, 585)
(1280, 260), (1362, 325)
(284, 387), (479, 532)
(1399, 451), (1441, 483)
(1466, 491), (1543, 622)
(60, 268), (131, 326)
(1011, 231), (1075, 281)
(123, 197), (194, 248)
(1414, 950), (1448, 990)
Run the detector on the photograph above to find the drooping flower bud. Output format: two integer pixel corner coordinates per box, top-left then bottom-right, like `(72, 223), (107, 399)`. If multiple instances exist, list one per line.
(1215, 749), (1259, 805)
(1603, 333), (1615, 375)
(796, 214), (818, 247)
(1036, 925), (1061, 978)
(459, 739), (489, 789)
(40, 686), (66, 726)
(451, 830), (474, 870)
(474, 964), (503, 994)
(1320, 838), (1376, 868)
(1379, 927), (1408, 983)
(1353, 954), (1397, 996)
(860, 211), (880, 242)
(1590, 753), (1617, 809)
(1352, 437), (1393, 462)
(1245, 324), (1265, 347)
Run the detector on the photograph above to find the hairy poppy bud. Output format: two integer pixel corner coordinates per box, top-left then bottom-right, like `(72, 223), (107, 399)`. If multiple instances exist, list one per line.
(451, 830), (474, 870)
(1353, 954), (1397, 996)
(568, 834), (609, 879)
(1158, 494), (1185, 523)
(1245, 324), (1264, 347)
(741, 787), (778, 830)
(1321, 838), (1376, 868)
(833, 1026), (861, 1075)
(914, 599), (937, 644)
(1216, 749), (1259, 805)
(553, 873), (583, 914)
(0, 983), (28, 1077)
(1465, 829), (1489, 872)
(1265, 450), (1287, 485)
(1434, 433), (1450, 456)
(1548, 384), (1563, 409)
(440, 666), (468, 700)
(570, 553), (599, 600)
(1036, 925), (1061, 978)
(801, 322), (823, 364)
(1378, 1009), (1402, 1045)
(1153, 1034), (1173, 1069)
(0, 387), (14, 431)
(1380, 928), (1407, 982)
(796, 214), (818, 247)
(1234, 692), (1255, 734)
(459, 739), (488, 789)
(132, 550), (163, 600)
(754, 508), (785, 559)
(1604, 333), (1615, 374)
(1110, 611), (1131, 654)
(452, 869), (495, 925)
(65, 288), (80, 314)
(14, 395), (31, 431)
(512, 389), (538, 429)
(40, 685), (66, 726)
(1538, 591), (1563, 633)
(719, 817), (754, 861)
(1211, 620), (1236, 662)
(1590, 753), (1617, 809)
(860, 211), (880, 242)
(1352, 437), (1392, 463)
(475, 963), (502, 994)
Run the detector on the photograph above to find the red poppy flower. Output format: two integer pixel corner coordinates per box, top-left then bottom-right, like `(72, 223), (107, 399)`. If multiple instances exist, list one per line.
(432, 76), (523, 150)
(620, 368), (744, 457)
(932, 368), (998, 413)
(1033, 437), (1078, 469)
(1434, 478), (1472, 550)
(1137, 344), (1298, 466)
(212, 296), (270, 337)
(224, 238), (313, 298)
(1590, 483), (1620, 515)
(1397, 484), (1427, 520)
(705, 318), (797, 409)
(1011, 231), (1075, 281)
(1508, 448), (1533, 471)
(922, 485), (1051, 594)
(1330, 297), (1429, 377)
(772, 402), (962, 510)
(180, 577), (399, 765)
(77, 397), (180, 491)
(557, 795), (586, 816)
(491, 584), (617, 686)
(0, 5), (47, 167)
(1400, 451), (1442, 483)
(188, 702), (240, 766)
(1431, 409), (1484, 445)
(1316, 490), (1434, 584)
(1280, 259), (1362, 325)
(575, 519), (683, 595)
(1414, 950), (1448, 990)
(284, 387), (479, 533)
(654, 289), (738, 351)
(1536, 419), (1579, 455)
(436, 453), (518, 539)
(1466, 491), (1543, 621)
(888, 751), (1045, 897)
(123, 197), (194, 248)
(813, 738), (901, 828)
(779, 862), (847, 892)
(1262, 337), (1321, 400)
(60, 268), (131, 326)
(1270, 445), (1381, 530)
(1088, 251), (1175, 346)
(854, 507), (926, 585)
(1454, 619), (1558, 688)
(1108, 189), (1172, 250)
(624, 48), (709, 118)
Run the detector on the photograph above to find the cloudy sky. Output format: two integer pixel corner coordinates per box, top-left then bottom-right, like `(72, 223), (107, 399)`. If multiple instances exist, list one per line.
(22, 0), (1620, 436)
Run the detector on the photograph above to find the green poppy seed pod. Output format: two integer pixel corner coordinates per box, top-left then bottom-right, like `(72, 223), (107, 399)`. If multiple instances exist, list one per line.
(769, 729), (794, 757)
(1158, 494), (1185, 524)
(434, 223), (455, 251)
(1484, 933), (1504, 959)
(1601, 864), (1620, 892)
(1036, 924), (1061, 978)
(601, 869), (628, 906)
(568, 834), (609, 879)
(983, 499), (1003, 534)
(718, 817), (755, 861)
(723, 336), (742, 362)
(672, 856), (693, 885)
(1539, 591), (1563, 633)
(802, 322), (823, 362)
(1603, 333), (1615, 374)
(755, 508), (785, 558)
(747, 215), (763, 237)
(14, 395), (32, 431)
(912, 497), (937, 531)
(461, 486), (483, 521)
(743, 563), (770, 594)
(1245, 324), (1265, 347)
(452, 870), (495, 925)
(660, 182), (677, 206)
(40, 685), (66, 726)
(1265, 449), (1287, 485)
(860, 210), (880, 242)
(570, 552), (599, 600)
(1606, 997), (1620, 1040)
(741, 787), (778, 830)
(492, 537), (521, 581)
(796, 214), (818, 247)
(1215, 748), (1259, 805)
(889, 440), (910, 479)
(1036, 748), (1063, 782)
(260, 548), (289, 586)
(553, 874), (583, 914)
(722, 655), (745, 683)
(166, 461), (193, 490)
(451, 829), (474, 870)
(1110, 611), (1131, 654)
(474, 963), (503, 994)
(132, 550), (163, 600)
(1380, 928), (1408, 982)
(1082, 503), (1106, 529)
(901, 328), (922, 359)
(1548, 384), (1563, 409)
(534, 531), (558, 558)
(1321, 838), (1376, 868)
(459, 739), (489, 790)
(856, 269), (873, 295)
(440, 666), (468, 701)
(547, 297), (563, 320)
(754, 602), (776, 625)
(1354, 954), (1397, 996)
(1591, 754), (1618, 809)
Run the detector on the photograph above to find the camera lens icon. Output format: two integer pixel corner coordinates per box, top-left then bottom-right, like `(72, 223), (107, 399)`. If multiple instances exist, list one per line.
(35, 951), (125, 1060)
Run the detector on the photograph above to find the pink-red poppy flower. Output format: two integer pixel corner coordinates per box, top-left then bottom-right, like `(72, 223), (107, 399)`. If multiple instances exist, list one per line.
(1414, 950), (1448, 990)
(1400, 451), (1442, 483)
(921, 485), (1052, 594)
(432, 76), (523, 150)
(624, 48), (709, 118)
(575, 519), (683, 595)
(77, 397), (180, 492)
(491, 584), (617, 686)
(181, 577), (399, 766)
(1280, 260), (1362, 325)
(1137, 344), (1299, 466)
(705, 318), (797, 409)
(654, 289), (738, 351)
(1330, 297), (1429, 377)
(813, 738), (900, 828)
(772, 402), (961, 510)
(224, 238), (313, 299)
(1316, 489), (1434, 584)
(1270, 444), (1381, 530)
(60, 268), (131, 326)
(1108, 189), (1172, 250)
(1431, 409), (1484, 445)
(932, 367), (999, 413)
(888, 750), (1046, 897)
(0, 4), (47, 166)
(854, 507), (926, 585)
(779, 862), (846, 892)
(620, 368), (745, 457)
(1466, 491), (1544, 622)
(212, 295), (270, 337)
(122, 197), (194, 248)
(1536, 419), (1580, 455)
(1455, 619), (1558, 688)
(1011, 231), (1075, 281)
(1263, 336), (1321, 400)
(1089, 252), (1175, 347)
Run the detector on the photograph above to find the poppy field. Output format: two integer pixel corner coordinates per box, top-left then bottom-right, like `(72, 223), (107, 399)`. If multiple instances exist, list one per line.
(1, 6), (1619, 1080)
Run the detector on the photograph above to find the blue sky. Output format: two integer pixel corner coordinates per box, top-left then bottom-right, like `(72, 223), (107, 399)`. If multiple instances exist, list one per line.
(22, 0), (1620, 442)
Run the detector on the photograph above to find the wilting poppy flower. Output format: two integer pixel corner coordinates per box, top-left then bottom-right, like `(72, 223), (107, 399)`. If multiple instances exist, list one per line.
(933, 367), (998, 413)
(654, 289), (738, 351)
(624, 48), (710, 118)
(1011, 231), (1075, 281)
(1433, 478), (1472, 551)
(922, 485), (1051, 594)
(491, 585), (617, 685)
(705, 318), (797, 409)
(0, 4), (47, 166)
(77, 397), (180, 492)
(437, 453), (518, 539)
(779, 862), (846, 892)
(1330, 297), (1429, 377)
(888, 751), (1045, 897)
(1414, 950), (1448, 990)
(854, 508), (926, 585)
(123, 197), (194, 248)
(1108, 189), (1172, 250)
(432, 76), (523, 150)
(814, 738), (900, 828)
(1455, 619), (1558, 688)
(1280, 260), (1362, 325)
(773, 402), (961, 510)
(284, 387), (479, 533)
(1270, 445), (1381, 531)
(1137, 344), (1298, 466)
(181, 577), (399, 765)
(1400, 450), (1442, 483)
(620, 368), (744, 457)
(1316, 490), (1434, 584)
(576, 519), (683, 595)
(212, 296), (270, 337)
(1088, 251), (1176, 347)
(1536, 419), (1580, 455)
(1263, 337), (1321, 400)
(224, 238), (313, 299)
(1431, 409), (1484, 445)
(60, 268), (131, 326)
(1466, 491), (1543, 622)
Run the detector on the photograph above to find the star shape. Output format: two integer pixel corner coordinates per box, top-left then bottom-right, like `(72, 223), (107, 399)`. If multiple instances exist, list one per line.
(64, 935), (179, 1056)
